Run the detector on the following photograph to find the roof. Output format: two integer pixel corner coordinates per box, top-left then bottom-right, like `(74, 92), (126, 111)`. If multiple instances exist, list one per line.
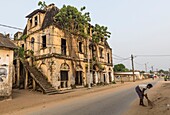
(26, 9), (46, 18)
(114, 72), (140, 75)
(41, 6), (59, 29)
(25, 4), (59, 30)
(105, 41), (111, 49)
(23, 25), (27, 35)
(0, 33), (17, 49)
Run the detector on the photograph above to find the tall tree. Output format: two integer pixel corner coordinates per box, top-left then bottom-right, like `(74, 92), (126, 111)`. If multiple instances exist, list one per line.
(92, 24), (111, 43)
(54, 5), (91, 38)
(114, 64), (129, 72)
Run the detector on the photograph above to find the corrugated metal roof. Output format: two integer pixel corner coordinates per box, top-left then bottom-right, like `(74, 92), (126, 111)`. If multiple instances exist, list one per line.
(0, 33), (17, 49)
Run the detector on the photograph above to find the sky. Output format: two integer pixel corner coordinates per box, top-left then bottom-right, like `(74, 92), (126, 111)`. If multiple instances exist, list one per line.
(0, 0), (170, 71)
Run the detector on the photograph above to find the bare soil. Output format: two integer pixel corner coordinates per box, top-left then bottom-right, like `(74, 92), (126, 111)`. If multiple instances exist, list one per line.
(125, 81), (170, 115)
(0, 78), (159, 115)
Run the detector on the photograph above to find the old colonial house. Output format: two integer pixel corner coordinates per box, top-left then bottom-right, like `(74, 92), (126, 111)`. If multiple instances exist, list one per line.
(14, 4), (114, 94)
(0, 33), (16, 98)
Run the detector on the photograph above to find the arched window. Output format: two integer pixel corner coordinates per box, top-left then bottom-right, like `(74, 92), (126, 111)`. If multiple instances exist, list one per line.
(31, 37), (35, 50)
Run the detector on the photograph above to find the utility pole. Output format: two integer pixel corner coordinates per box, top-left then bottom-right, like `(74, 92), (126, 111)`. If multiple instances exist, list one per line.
(145, 63), (148, 73)
(87, 38), (91, 89)
(151, 66), (154, 72)
(131, 54), (135, 82)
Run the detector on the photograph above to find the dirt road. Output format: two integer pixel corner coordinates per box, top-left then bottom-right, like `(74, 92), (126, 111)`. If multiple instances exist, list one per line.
(0, 78), (158, 115)
(125, 80), (170, 115)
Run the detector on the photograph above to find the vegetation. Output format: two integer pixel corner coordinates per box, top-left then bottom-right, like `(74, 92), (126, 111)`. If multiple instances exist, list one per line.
(92, 24), (111, 43)
(54, 5), (111, 42)
(20, 34), (28, 40)
(15, 47), (34, 59)
(54, 5), (90, 38)
(158, 69), (169, 75)
(16, 47), (25, 59)
(114, 64), (129, 72)
(38, 1), (47, 9)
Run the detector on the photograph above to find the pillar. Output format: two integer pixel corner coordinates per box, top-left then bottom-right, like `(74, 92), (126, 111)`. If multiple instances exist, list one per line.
(33, 79), (36, 90)
(25, 69), (28, 89)
(16, 59), (20, 88)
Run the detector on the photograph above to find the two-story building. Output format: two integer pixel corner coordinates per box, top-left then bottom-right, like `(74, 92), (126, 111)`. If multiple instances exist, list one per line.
(15, 4), (114, 93)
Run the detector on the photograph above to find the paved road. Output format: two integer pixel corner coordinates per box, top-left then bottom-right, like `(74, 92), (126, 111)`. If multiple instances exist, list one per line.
(13, 80), (158, 115)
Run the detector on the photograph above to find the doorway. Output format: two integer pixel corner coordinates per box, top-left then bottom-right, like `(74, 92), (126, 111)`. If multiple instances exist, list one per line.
(60, 71), (68, 88)
(103, 74), (106, 83)
(109, 72), (112, 83)
(75, 71), (83, 85)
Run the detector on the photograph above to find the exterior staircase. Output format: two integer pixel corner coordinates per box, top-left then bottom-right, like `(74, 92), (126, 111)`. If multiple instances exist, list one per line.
(22, 60), (59, 95)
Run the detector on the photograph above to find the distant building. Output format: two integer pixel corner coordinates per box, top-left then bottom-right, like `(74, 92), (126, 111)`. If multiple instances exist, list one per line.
(0, 33), (17, 98)
(114, 72), (146, 82)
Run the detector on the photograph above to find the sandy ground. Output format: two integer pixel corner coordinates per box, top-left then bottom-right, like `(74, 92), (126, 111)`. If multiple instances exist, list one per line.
(0, 82), (130, 114)
(0, 78), (160, 115)
(125, 80), (170, 115)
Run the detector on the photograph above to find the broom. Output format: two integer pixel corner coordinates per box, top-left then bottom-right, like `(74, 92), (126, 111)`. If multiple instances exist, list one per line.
(147, 99), (154, 108)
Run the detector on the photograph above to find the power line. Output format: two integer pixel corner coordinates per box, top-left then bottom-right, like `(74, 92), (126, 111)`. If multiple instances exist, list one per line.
(112, 54), (125, 59)
(0, 23), (114, 62)
(136, 55), (170, 57)
(114, 59), (130, 65)
(134, 61), (144, 66)
(112, 54), (131, 61)
(0, 23), (23, 31)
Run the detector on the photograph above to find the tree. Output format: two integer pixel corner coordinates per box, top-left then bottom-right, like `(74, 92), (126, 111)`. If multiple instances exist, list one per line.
(92, 24), (111, 43)
(38, 1), (47, 9)
(54, 5), (91, 38)
(54, 5), (111, 43)
(114, 64), (129, 72)
(158, 69), (165, 73)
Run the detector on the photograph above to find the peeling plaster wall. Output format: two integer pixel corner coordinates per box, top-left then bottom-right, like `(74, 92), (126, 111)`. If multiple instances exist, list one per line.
(35, 58), (74, 89)
(0, 49), (14, 97)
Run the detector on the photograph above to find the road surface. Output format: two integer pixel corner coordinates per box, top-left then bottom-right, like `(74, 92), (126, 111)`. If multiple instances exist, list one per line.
(11, 80), (158, 115)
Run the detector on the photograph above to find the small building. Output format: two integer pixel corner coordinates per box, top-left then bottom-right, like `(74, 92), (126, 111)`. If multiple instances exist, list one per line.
(0, 33), (17, 98)
(114, 72), (144, 82)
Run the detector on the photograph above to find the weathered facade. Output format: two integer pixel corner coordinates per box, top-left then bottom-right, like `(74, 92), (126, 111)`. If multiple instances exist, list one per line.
(15, 4), (114, 91)
(0, 33), (16, 97)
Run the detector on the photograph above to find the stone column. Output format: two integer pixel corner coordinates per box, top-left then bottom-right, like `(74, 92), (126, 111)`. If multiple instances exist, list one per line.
(25, 69), (28, 89)
(16, 59), (20, 88)
(33, 80), (36, 90)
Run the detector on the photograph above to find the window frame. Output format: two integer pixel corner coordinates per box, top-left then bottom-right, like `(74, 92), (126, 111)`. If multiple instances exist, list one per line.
(34, 16), (38, 26)
(61, 38), (66, 56)
(78, 42), (83, 53)
(42, 35), (47, 48)
(99, 47), (104, 58)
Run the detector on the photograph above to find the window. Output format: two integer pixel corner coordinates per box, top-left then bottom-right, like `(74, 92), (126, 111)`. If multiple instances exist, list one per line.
(99, 48), (103, 58)
(42, 35), (46, 48)
(61, 38), (66, 55)
(101, 38), (104, 42)
(87, 25), (91, 35)
(30, 19), (32, 28)
(79, 42), (83, 53)
(31, 37), (35, 50)
(34, 16), (38, 26)
(107, 53), (110, 63)
(22, 44), (24, 48)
